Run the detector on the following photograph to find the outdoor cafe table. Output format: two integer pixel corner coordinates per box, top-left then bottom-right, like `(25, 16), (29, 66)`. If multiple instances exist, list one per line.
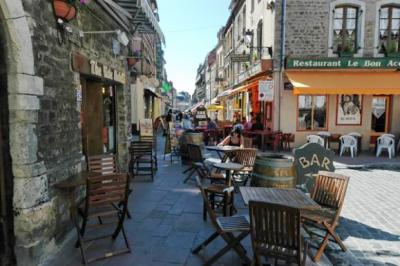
(239, 187), (321, 211)
(54, 171), (101, 222)
(206, 145), (241, 161)
(213, 162), (244, 186)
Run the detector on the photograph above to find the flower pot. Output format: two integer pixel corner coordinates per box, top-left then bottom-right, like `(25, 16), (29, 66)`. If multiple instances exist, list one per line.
(387, 52), (400, 58)
(339, 51), (354, 57)
(53, 0), (77, 22)
(127, 58), (137, 66)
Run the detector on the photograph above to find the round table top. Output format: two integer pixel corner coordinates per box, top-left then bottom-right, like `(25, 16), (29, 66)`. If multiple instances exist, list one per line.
(213, 162), (244, 171)
(206, 145), (241, 152)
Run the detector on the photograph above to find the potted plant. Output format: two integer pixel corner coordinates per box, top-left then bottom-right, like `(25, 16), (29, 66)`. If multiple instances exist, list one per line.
(53, 0), (91, 22)
(338, 38), (355, 57)
(385, 39), (400, 57)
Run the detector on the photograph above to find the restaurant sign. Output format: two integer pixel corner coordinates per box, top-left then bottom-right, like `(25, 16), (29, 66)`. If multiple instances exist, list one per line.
(294, 143), (335, 193)
(286, 58), (400, 69)
(72, 53), (126, 84)
(231, 53), (251, 62)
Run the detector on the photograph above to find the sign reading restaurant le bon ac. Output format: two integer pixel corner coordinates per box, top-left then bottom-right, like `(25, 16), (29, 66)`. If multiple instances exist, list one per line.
(286, 58), (400, 69)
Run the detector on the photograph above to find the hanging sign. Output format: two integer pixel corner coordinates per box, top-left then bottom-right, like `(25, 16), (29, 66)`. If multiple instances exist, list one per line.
(287, 57), (400, 69)
(258, 80), (274, 102)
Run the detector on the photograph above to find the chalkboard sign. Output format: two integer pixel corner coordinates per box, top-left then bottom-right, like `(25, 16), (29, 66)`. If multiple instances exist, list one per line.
(293, 143), (335, 192)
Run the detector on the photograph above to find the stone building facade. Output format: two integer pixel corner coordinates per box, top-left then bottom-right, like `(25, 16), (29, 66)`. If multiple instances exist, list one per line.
(273, 0), (400, 148)
(0, 0), (133, 264)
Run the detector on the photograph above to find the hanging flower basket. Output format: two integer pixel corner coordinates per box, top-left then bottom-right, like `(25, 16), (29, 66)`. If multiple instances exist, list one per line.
(127, 58), (137, 66)
(53, 0), (77, 22)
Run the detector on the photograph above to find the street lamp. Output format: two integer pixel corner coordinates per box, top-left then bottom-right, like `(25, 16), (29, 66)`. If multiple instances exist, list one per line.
(244, 29), (273, 58)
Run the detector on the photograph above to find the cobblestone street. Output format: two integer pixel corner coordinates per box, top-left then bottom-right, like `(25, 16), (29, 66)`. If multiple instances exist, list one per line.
(44, 141), (400, 266)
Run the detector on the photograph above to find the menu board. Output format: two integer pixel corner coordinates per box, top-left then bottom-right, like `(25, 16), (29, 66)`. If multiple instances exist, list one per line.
(196, 106), (207, 127)
(139, 119), (153, 137)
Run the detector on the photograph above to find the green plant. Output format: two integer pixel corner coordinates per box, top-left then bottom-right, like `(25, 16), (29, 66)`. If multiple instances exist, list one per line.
(386, 39), (398, 53)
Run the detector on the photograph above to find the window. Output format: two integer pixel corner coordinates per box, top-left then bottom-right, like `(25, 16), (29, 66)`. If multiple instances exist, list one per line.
(237, 15), (242, 40)
(251, 0), (254, 12)
(378, 5), (400, 56)
(297, 95), (328, 131)
(332, 5), (359, 55)
(371, 96), (390, 133)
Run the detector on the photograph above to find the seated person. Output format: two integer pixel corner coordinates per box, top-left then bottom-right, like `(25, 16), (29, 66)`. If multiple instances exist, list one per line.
(218, 128), (244, 148)
(207, 117), (217, 130)
(243, 117), (252, 131)
(251, 115), (264, 131)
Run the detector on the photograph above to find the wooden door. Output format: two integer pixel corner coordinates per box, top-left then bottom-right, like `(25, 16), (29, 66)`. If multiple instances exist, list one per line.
(82, 81), (104, 157)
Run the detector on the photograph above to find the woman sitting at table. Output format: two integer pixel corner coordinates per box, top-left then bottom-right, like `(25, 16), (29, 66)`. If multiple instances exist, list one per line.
(218, 128), (244, 148)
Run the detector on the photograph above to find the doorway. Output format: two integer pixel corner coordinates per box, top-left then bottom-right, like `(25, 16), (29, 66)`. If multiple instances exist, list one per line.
(81, 78), (117, 157)
(0, 43), (14, 265)
(371, 96), (390, 133)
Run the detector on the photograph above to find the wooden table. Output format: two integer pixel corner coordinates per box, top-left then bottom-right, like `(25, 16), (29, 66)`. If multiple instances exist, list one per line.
(206, 145), (241, 161)
(239, 187), (321, 210)
(213, 162), (244, 185)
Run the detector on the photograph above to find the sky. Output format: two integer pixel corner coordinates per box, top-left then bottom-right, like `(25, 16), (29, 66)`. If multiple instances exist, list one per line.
(158, 0), (230, 94)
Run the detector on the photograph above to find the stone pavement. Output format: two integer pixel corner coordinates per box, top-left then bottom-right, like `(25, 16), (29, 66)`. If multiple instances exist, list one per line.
(44, 139), (400, 266)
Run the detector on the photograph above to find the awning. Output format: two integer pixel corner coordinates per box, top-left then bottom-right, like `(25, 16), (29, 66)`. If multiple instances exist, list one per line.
(144, 88), (161, 98)
(187, 100), (205, 113)
(286, 71), (400, 95)
(115, 0), (165, 45)
(207, 105), (224, 111)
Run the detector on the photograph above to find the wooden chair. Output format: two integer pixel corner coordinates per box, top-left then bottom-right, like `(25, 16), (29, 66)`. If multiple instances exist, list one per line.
(231, 148), (257, 187)
(76, 173), (131, 264)
(192, 177), (251, 266)
(187, 144), (234, 219)
(87, 154), (132, 219)
(139, 135), (158, 170)
(302, 171), (349, 262)
(249, 201), (309, 266)
(129, 141), (155, 181)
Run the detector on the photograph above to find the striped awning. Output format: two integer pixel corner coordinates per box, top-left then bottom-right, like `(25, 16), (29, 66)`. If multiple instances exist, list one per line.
(115, 0), (165, 44)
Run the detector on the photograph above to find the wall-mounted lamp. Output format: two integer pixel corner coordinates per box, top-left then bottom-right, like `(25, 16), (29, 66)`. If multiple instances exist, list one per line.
(79, 29), (129, 46)
(267, 0), (275, 10)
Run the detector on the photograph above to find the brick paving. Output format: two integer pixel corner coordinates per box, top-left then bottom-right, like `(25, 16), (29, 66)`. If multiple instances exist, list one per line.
(44, 138), (400, 266)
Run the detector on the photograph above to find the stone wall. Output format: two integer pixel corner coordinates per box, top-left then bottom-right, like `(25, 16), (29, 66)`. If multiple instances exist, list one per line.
(274, 0), (384, 61)
(5, 1), (132, 264)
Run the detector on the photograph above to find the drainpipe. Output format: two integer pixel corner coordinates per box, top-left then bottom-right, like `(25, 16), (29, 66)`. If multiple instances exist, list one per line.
(278, 0), (286, 131)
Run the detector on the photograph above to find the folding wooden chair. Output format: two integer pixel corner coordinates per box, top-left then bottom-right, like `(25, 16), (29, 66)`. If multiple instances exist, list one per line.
(76, 173), (131, 264)
(231, 148), (257, 187)
(139, 135), (158, 170)
(192, 177), (251, 266)
(249, 201), (309, 266)
(129, 141), (155, 181)
(302, 171), (349, 262)
(87, 154), (132, 219)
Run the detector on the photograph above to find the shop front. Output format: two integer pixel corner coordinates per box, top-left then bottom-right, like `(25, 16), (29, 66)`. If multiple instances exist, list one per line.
(282, 58), (400, 150)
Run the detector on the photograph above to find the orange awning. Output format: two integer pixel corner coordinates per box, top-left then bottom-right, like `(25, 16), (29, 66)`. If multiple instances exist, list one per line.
(286, 71), (400, 94)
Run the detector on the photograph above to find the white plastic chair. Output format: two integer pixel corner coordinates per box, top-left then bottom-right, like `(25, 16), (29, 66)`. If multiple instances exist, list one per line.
(306, 135), (325, 147)
(376, 135), (395, 159)
(381, 133), (395, 139)
(348, 132), (362, 138)
(339, 135), (358, 158)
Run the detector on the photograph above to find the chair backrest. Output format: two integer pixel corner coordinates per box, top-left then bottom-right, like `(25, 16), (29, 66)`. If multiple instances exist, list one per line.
(85, 173), (129, 215)
(187, 144), (204, 163)
(381, 133), (395, 139)
(340, 135), (357, 146)
(249, 200), (301, 257)
(88, 154), (118, 174)
(129, 141), (153, 158)
(243, 137), (253, 148)
(195, 176), (225, 232)
(307, 135), (324, 146)
(140, 135), (156, 147)
(348, 132), (362, 137)
(311, 171), (349, 223)
(232, 148), (257, 168)
(377, 136), (395, 147)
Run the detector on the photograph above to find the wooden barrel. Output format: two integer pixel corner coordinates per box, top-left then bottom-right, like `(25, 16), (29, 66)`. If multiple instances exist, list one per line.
(251, 154), (297, 188)
(180, 132), (204, 164)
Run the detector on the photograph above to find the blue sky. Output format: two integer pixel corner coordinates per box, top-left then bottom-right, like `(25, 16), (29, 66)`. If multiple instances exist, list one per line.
(158, 0), (230, 94)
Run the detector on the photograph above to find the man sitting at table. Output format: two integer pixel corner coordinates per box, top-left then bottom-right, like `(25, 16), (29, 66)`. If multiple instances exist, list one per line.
(207, 117), (217, 130)
(218, 128), (244, 148)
